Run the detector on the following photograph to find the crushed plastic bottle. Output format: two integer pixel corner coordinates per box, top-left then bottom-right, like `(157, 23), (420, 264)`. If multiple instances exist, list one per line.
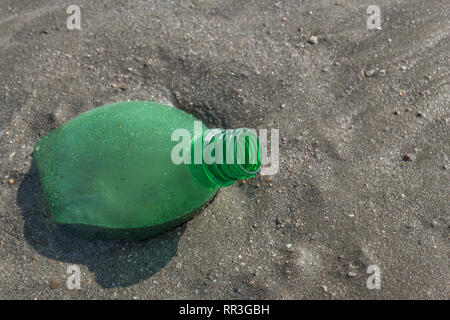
(33, 101), (262, 239)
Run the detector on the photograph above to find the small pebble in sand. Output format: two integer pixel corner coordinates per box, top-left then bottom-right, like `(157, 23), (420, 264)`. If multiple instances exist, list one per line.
(322, 285), (328, 292)
(308, 36), (319, 44)
(8, 178), (14, 185)
(363, 69), (376, 77)
(285, 244), (293, 251)
(49, 281), (59, 289)
(403, 154), (412, 161)
(348, 271), (357, 277)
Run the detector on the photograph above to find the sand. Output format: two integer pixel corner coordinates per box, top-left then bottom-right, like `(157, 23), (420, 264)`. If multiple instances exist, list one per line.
(0, 0), (448, 299)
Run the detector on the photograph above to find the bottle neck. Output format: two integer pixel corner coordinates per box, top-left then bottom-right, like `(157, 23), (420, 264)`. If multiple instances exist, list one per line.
(190, 128), (262, 187)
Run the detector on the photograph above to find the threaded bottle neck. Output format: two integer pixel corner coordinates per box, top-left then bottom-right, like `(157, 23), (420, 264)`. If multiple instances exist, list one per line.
(190, 128), (262, 187)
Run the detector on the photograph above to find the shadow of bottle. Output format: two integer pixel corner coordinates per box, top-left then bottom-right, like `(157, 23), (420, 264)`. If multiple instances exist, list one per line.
(17, 161), (184, 288)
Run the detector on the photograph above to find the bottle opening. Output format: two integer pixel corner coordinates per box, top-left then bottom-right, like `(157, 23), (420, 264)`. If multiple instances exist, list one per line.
(191, 128), (262, 187)
(231, 128), (262, 176)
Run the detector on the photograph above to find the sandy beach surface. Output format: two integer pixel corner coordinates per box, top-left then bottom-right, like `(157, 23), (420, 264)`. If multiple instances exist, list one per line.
(0, 0), (448, 299)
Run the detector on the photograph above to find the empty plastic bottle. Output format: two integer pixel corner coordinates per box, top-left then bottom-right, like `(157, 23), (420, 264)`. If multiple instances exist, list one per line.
(33, 101), (262, 240)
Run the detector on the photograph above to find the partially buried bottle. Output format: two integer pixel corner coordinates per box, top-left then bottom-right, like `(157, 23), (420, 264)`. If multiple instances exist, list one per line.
(33, 101), (262, 240)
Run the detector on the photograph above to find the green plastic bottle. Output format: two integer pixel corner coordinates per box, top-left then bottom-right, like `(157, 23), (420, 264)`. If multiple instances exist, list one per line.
(33, 101), (262, 240)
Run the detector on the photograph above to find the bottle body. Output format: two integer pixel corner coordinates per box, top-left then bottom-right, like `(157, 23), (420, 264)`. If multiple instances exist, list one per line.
(33, 102), (220, 239)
